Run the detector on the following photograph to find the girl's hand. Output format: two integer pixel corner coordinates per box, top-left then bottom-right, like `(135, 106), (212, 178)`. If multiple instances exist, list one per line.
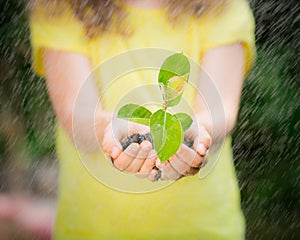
(157, 124), (212, 181)
(102, 119), (160, 181)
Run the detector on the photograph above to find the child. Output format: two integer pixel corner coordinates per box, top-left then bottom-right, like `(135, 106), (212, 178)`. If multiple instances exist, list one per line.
(30, 0), (255, 239)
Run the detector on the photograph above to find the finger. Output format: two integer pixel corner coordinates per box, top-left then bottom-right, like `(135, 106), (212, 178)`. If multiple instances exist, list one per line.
(156, 158), (163, 169)
(176, 144), (204, 168)
(168, 150), (190, 176)
(194, 143), (207, 156)
(147, 169), (161, 182)
(125, 141), (152, 173)
(113, 143), (139, 171)
(102, 124), (122, 159)
(139, 149), (157, 175)
(160, 159), (182, 180)
(193, 127), (212, 151)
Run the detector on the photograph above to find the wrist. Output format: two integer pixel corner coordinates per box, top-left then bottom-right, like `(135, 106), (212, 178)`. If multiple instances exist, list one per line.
(95, 109), (113, 143)
(194, 114), (213, 137)
(194, 112), (230, 144)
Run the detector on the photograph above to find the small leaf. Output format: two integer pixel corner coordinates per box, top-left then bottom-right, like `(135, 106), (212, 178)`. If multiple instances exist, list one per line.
(158, 53), (190, 87)
(166, 75), (188, 99)
(166, 94), (183, 107)
(159, 82), (183, 107)
(150, 110), (183, 162)
(117, 104), (152, 125)
(165, 75), (188, 107)
(174, 113), (193, 132)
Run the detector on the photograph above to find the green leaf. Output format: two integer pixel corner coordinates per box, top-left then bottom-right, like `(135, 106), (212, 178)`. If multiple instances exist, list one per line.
(117, 104), (152, 125)
(150, 110), (183, 162)
(166, 75), (188, 107)
(159, 82), (183, 107)
(166, 75), (188, 99)
(158, 53), (190, 107)
(158, 53), (190, 87)
(166, 94), (183, 107)
(174, 113), (193, 132)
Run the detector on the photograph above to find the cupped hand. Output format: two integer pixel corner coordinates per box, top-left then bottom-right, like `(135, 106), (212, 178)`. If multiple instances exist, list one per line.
(102, 118), (160, 181)
(157, 124), (212, 181)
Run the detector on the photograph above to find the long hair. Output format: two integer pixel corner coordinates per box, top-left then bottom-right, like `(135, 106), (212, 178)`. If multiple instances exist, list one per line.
(29, 0), (228, 38)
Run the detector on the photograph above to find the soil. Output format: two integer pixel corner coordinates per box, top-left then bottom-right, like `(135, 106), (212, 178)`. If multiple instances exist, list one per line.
(121, 133), (194, 151)
(121, 133), (153, 151)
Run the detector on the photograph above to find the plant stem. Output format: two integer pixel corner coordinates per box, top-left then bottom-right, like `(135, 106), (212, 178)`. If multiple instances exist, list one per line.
(163, 101), (168, 111)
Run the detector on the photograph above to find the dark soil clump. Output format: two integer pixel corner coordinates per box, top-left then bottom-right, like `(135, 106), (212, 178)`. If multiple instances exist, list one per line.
(121, 133), (193, 150)
(121, 133), (153, 150)
(183, 138), (193, 148)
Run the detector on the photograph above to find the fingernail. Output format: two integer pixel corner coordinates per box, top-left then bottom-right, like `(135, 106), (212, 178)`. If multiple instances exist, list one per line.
(197, 144), (207, 155)
(111, 147), (119, 158)
(141, 141), (152, 152)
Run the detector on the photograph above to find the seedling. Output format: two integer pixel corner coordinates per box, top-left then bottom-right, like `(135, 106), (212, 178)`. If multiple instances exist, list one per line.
(117, 53), (193, 162)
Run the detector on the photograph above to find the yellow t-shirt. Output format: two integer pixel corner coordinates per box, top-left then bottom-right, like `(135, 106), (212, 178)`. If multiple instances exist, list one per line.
(30, 1), (255, 239)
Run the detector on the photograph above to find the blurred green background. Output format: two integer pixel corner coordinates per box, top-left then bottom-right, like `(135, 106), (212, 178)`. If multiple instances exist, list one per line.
(0, 0), (299, 239)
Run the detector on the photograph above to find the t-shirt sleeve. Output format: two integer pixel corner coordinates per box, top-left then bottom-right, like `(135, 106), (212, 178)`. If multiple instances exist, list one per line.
(200, 0), (256, 76)
(30, 4), (89, 77)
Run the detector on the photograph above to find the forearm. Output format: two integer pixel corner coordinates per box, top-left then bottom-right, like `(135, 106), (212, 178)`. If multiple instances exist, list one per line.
(66, 106), (112, 153)
(193, 43), (244, 143)
(43, 49), (112, 152)
(194, 102), (239, 143)
(48, 85), (112, 152)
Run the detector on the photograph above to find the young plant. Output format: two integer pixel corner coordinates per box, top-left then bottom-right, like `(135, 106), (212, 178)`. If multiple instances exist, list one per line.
(117, 53), (193, 163)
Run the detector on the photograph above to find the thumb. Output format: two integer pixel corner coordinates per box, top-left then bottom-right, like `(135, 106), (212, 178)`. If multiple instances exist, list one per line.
(102, 123), (122, 159)
(193, 127), (212, 156)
